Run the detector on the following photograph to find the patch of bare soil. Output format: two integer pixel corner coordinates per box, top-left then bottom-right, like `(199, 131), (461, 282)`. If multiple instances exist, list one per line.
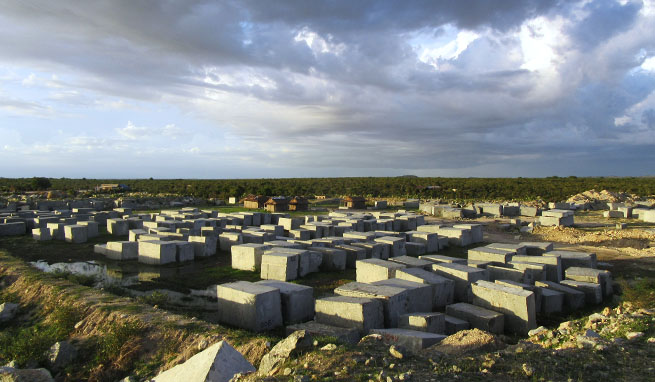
(428, 329), (506, 356)
(530, 226), (655, 254)
(566, 189), (642, 204)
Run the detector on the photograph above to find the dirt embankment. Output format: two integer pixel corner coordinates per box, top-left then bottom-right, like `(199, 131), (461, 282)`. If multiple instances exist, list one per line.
(0, 259), (269, 382)
(529, 226), (655, 256)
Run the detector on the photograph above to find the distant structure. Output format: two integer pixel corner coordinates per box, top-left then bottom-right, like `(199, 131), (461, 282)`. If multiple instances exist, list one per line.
(95, 184), (129, 192)
(289, 196), (309, 211)
(265, 196), (288, 212)
(343, 196), (366, 209)
(242, 195), (268, 209)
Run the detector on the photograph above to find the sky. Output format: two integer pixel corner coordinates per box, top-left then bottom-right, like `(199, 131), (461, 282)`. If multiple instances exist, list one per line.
(0, 0), (654, 179)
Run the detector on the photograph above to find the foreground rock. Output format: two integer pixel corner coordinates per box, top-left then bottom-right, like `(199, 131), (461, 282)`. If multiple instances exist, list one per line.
(45, 341), (77, 372)
(0, 302), (18, 323)
(258, 330), (313, 376)
(0, 367), (54, 382)
(429, 329), (506, 355)
(151, 341), (255, 382)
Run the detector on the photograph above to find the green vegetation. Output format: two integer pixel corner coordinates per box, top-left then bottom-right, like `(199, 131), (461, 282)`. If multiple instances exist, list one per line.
(2, 176), (655, 201)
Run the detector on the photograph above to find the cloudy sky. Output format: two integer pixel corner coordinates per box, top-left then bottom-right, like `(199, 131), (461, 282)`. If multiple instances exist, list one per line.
(0, 0), (654, 178)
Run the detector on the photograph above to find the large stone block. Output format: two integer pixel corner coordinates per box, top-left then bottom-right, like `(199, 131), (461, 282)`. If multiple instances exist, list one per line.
(63, 225), (87, 244)
(471, 280), (536, 335)
(261, 252), (299, 281)
(32, 227), (52, 241)
(170, 241), (194, 262)
(388, 255), (432, 270)
(453, 224), (483, 243)
(405, 231), (439, 253)
(106, 241), (138, 260)
(77, 221), (99, 238)
(444, 314), (469, 334)
(314, 247), (347, 271)
(215, 281), (283, 332)
(565, 267), (612, 297)
(535, 281), (585, 311)
(419, 254), (467, 265)
(509, 262), (547, 283)
(351, 242), (384, 259)
(138, 240), (177, 265)
(546, 250), (597, 274)
(486, 265), (532, 285)
(219, 232), (243, 252)
(315, 296), (384, 334)
(467, 247), (513, 265)
(375, 236), (407, 257)
(285, 321), (360, 345)
(188, 235), (218, 257)
(151, 340), (255, 382)
(335, 244), (367, 268)
(231, 244), (272, 271)
(395, 268), (455, 310)
(399, 312), (445, 334)
(256, 280), (314, 325)
(356, 259), (406, 283)
(519, 242), (554, 256)
(431, 263), (489, 302)
(445, 302), (504, 334)
(372, 278), (433, 313)
(107, 218), (129, 235)
(334, 282), (410, 328)
(560, 280), (602, 305)
(512, 255), (562, 282)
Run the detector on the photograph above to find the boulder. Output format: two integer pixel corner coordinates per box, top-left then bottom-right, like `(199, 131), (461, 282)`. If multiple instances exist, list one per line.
(45, 341), (77, 372)
(0, 302), (18, 323)
(258, 330), (313, 376)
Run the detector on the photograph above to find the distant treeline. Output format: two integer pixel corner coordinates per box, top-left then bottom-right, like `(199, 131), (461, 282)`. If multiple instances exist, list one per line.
(1, 177), (654, 202)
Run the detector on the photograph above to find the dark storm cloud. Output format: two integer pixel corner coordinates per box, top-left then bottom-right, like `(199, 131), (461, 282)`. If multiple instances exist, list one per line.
(0, 0), (653, 177)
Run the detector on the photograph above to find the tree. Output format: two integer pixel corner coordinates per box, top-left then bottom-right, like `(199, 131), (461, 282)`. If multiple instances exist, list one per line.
(31, 177), (51, 190)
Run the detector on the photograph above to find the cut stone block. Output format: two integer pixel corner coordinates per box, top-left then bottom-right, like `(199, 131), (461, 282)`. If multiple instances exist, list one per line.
(170, 241), (194, 262)
(32, 227), (52, 241)
(431, 263), (489, 302)
(0, 222), (26, 236)
(434, 227), (472, 247)
(314, 296), (384, 334)
(256, 280), (314, 325)
(351, 242), (384, 259)
(519, 242), (554, 256)
(77, 221), (98, 238)
(445, 302), (504, 334)
(215, 281), (283, 332)
(399, 312), (445, 334)
(405, 242), (427, 256)
(560, 280), (602, 305)
(486, 265), (532, 284)
(138, 240), (177, 265)
(485, 243), (527, 256)
(46, 222), (66, 240)
(278, 217), (304, 231)
(467, 247), (513, 265)
(406, 231), (439, 253)
(419, 254), (467, 265)
(335, 244), (366, 268)
(285, 321), (360, 345)
(509, 262), (547, 283)
(151, 340), (255, 382)
(334, 282), (409, 328)
(370, 328), (446, 352)
(565, 267), (612, 297)
(260, 252), (299, 281)
(231, 244), (272, 271)
(372, 278), (433, 313)
(289, 229), (311, 240)
(443, 314), (470, 334)
(188, 235), (218, 257)
(395, 268), (455, 310)
(535, 281), (585, 311)
(453, 224), (483, 243)
(375, 236), (406, 257)
(471, 280), (536, 335)
(107, 218), (129, 235)
(512, 255), (562, 282)
(314, 247), (347, 271)
(388, 255), (432, 270)
(547, 251), (597, 274)
(494, 279), (543, 313)
(219, 232), (243, 252)
(64, 225), (87, 244)
(356, 259), (406, 283)
(106, 241), (138, 260)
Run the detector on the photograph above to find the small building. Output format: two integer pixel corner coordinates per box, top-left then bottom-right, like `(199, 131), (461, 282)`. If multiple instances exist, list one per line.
(289, 196), (309, 211)
(344, 196), (366, 209)
(95, 184), (130, 192)
(242, 195), (268, 209)
(265, 196), (289, 212)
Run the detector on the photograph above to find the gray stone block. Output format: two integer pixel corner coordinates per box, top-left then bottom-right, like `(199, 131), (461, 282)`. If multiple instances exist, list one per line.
(314, 247), (347, 271)
(388, 255), (432, 270)
(431, 263), (489, 302)
(419, 254), (467, 265)
(372, 278), (433, 313)
(188, 235), (218, 257)
(467, 247), (513, 265)
(565, 267), (612, 297)
(560, 280), (602, 305)
(215, 281), (283, 332)
(512, 255), (562, 282)
(547, 251), (597, 274)
(519, 242), (554, 256)
(485, 243), (527, 256)
(395, 268), (455, 310)
(314, 296), (384, 334)
(64, 225), (87, 244)
(399, 312), (445, 334)
(106, 241), (138, 260)
(375, 236), (406, 257)
(471, 280), (536, 335)
(256, 280), (314, 325)
(231, 244), (272, 271)
(219, 232), (243, 252)
(261, 252), (299, 281)
(445, 302), (504, 334)
(285, 321), (360, 345)
(334, 282), (410, 328)
(535, 281), (585, 311)
(138, 240), (177, 265)
(107, 218), (129, 235)
(356, 259), (406, 283)
(335, 244), (367, 268)
(443, 314), (469, 334)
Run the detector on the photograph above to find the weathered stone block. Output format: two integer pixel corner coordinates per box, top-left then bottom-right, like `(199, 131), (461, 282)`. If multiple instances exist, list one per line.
(356, 259), (406, 283)
(188, 235), (218, 257)
(431, 263), (489, 302)
(315, 296), (384, 334)
(231, 244), (272, 271)
(106, 241), (138, 260)
(395, 267), (455, 310)
(138, 240), (177, 265)
(334, 282), (409, 328)
(471, 280), (536, 335)
(370, 328), (446, 352)
(215, 281), (283, 332)
(445, 302), (504, 334)
(372, 278), (433, 313)
(256, 280), (314, 325)
(565, 267), (612, 297)
(260, 252), (299, 281)
(64, 225), (87, 244)
(399, 312), (445, 334)
(535, 281), (585, 310)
